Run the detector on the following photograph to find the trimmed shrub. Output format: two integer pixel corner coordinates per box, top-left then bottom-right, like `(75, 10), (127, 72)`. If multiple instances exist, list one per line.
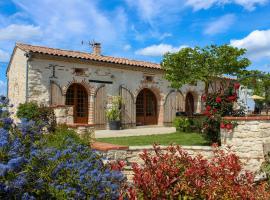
(173, 117), (191, 132)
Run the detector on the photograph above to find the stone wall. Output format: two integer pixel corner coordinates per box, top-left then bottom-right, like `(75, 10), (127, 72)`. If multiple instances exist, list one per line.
(99, 117), (270, 180)
(52, 105), (74, 125)
(221, 116), (270, 172)
(7, 48), (28, 117)
(102, 146), (213, 181)
(26, 56), (204, 126)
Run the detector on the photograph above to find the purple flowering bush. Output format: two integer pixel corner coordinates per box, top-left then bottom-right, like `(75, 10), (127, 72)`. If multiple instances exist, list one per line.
(0, 97), (126, 199)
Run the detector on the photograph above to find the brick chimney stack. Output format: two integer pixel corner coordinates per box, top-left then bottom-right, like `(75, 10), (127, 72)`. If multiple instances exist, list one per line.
(92, 42), (101, 55)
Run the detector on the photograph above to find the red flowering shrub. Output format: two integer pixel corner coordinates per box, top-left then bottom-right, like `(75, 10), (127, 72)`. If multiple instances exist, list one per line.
(201, 82), (245, 143)
(130, 145), (270, 200)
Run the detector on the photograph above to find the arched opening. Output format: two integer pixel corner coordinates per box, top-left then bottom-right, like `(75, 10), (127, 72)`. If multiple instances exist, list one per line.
(185, 92), (194, 116)
(136, 88), (157, 126)
(66, 83), (88, 124)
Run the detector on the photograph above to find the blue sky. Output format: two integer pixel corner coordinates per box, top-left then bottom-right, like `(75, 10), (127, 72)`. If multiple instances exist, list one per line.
(1, 0), (270, 95)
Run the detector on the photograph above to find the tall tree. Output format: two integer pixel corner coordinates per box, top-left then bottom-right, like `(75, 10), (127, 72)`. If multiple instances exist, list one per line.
(161, 45), (251, 94)
(238, 70), (270, 113)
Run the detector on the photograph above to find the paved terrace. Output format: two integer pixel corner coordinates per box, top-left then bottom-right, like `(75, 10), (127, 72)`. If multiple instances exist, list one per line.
(95, 126), (176, 138)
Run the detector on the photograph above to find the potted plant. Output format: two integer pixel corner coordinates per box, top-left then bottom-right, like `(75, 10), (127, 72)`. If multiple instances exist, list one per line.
(106, 96), (122, 130)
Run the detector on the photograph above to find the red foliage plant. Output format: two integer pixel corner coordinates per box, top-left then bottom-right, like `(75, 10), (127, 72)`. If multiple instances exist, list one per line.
(129, 145), (270, 200)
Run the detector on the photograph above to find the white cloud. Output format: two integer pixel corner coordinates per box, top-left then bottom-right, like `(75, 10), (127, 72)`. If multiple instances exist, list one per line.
(123, 44), (131, 51)
(0, 24), (42, 41)
(125, 0), (185, 25)
(0, 80), (6, 96)
(9, 0), (128, 52)
(0, 49), (10, 62)
(135, 44), (188, 57)
(204, 14), (236, 35)
(230, 29), (270, 60)
(186, 0), (268, 11)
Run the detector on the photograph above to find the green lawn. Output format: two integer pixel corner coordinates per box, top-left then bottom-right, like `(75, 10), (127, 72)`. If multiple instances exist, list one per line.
(96, 132), (209, 146)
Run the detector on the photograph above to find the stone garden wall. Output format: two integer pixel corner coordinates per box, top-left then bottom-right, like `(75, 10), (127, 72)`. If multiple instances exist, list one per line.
(102, 146), (213, 181)
(221, 116), (270, 172)
(99, 117), (270, 180)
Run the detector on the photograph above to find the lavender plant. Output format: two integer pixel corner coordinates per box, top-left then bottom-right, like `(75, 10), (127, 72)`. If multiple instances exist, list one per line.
(0, 96), (126, 199)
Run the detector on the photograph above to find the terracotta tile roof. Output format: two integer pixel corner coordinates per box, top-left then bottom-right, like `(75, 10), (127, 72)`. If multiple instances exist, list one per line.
(16, 43), (161, 69)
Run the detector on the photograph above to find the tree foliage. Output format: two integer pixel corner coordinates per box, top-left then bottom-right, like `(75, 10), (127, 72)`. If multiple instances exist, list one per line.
(161, 45), (250, 93)
(238, 70), (270, 104)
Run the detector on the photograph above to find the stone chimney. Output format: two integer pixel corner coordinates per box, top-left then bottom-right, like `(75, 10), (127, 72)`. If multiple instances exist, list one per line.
(92, 42), (101, 55)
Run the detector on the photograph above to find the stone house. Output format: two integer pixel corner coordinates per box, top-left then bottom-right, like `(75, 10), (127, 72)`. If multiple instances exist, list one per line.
(6, 43), (230, 129)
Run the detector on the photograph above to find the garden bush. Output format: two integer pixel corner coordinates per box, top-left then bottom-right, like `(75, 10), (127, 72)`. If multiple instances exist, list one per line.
(16, 102), (56, 132)
(201, 82), (245, 143)
(188, 116), (206, 133)
(0, 97), (126, 199)
(43, 125), (89, 148)
(173, 117), (191, 132)
(130, 144), (270, 200)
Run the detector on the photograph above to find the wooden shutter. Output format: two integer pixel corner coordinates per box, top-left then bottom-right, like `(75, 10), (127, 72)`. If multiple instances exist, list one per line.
(164, 91), (184, 125)
(50, 81), (64, 105)
(120, 86), (136, 129)
(94, 85), (107, 129)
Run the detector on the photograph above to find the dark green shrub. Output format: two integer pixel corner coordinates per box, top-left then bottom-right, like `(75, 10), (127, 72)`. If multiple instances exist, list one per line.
(189, 116), (206, 133)
(17, 102), (40, 120)
(17, 102), (56, 132)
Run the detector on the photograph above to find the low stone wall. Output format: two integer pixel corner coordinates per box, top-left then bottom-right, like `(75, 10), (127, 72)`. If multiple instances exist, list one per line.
(96, 116), (270, 181)
(52, 105), (74, 125)
(102, 146), (213, 181)
(221, 116), (270, 172)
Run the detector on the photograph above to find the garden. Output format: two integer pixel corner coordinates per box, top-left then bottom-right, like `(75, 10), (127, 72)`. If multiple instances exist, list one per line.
(1, 44), (270, 199)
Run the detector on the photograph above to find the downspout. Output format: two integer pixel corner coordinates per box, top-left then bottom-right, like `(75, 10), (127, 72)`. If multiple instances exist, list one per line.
(25, 52), (32, 102)
(6, 68), (8, 98)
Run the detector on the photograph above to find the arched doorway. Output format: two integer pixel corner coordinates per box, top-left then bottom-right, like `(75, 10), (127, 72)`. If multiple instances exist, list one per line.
(66, 84), (88, 124)
(185, 92), (194, 116)
(136, 88), (157, 126)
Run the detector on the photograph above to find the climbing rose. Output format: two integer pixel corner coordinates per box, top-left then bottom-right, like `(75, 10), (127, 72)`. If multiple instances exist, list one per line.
(220, 123), (225, 129)
(206, 105), (211, 111)
(234, 82), (240, 90)
(228, 94), (237, 101)
(226, 123), (233, 130)
(216, 96), (222, 103)
(201, 95), (206, 102)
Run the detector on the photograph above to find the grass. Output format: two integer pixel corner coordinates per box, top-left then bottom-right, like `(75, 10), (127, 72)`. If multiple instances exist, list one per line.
(96, 131), (209, 146)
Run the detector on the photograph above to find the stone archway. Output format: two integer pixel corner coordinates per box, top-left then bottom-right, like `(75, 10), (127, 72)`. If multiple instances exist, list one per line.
(136, 88), (158, 126)
(65, 83), (88, 124)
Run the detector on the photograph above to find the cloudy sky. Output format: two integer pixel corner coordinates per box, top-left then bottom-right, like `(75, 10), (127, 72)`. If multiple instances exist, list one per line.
(1, 0), (270, 95)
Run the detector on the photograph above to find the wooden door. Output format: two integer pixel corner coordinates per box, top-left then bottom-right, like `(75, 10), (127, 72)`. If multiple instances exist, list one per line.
(65, 84), (88, 124)
(94, 85), (107, 129)
(185, 92), (194, 116)
(120, 86), (136, 128)
(164, 91), (184, 125)
(136, 89), (157, 126)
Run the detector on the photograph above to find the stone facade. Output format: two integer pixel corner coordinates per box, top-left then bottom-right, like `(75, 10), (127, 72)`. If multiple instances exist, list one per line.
(7, 44), (207, 129)
(6, 48), (28, 120)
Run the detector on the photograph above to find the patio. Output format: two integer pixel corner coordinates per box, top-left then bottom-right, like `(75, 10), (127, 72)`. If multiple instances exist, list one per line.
(95, 126), (176, 138)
